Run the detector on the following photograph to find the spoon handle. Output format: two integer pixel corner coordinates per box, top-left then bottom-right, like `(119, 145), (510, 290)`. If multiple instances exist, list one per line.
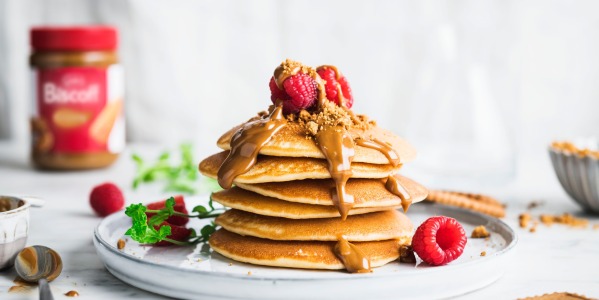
(39, 279), (54, 300)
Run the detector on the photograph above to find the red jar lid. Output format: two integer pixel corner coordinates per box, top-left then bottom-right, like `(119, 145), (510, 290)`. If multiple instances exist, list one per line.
(31, 26), (118, 51)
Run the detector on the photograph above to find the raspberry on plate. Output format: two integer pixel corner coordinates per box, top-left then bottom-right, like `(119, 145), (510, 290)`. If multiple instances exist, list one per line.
(316, 66), (353, 109)
(411, 216), (467, 266)
(90, 182), (125, 217)
(146, 195), (189, 226)
(269, 73), (318, 114)
(154, 221), (192, 246)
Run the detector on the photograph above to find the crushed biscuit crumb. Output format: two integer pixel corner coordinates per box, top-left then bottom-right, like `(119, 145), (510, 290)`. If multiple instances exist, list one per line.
(540, 213), (588, 228)
(527, 200), (543, 210)
(552, 141), (599, 159)
(296, 101), (371, 137)
(471, 225), (491, 238)
(540, 214), (554, 226)
(117, 239), (126, 250)
(518, 291), (594, 300)
(519, 213), (531, 228)
(247, 271), (252, 276)
(480, 251), (486, 257)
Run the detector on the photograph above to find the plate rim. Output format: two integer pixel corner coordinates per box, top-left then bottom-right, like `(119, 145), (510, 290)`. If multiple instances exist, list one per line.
(93, 203), (518, 282)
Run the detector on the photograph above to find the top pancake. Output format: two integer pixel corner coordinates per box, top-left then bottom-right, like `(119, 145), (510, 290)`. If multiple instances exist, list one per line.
(217, 121), (416, 164)
(199, 151), (400, 184)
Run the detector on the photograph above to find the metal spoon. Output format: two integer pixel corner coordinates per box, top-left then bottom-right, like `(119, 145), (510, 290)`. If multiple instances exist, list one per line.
(14, 245), (63, 300)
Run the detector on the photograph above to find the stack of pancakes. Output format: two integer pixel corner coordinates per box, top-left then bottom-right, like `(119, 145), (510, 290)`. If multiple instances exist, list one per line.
(199, 118), (429, 272)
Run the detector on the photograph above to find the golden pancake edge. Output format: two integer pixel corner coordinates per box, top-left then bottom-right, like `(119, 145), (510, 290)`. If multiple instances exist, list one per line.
(215, 209), (413, 242)
(199, 151), (401, 184)
(209, 229), (410, 270)
(235, 174), (428, 207)
(211, 187), (398, 219)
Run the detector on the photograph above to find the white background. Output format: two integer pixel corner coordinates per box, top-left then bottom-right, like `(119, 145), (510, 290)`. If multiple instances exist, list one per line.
(0, 0), (598, 186)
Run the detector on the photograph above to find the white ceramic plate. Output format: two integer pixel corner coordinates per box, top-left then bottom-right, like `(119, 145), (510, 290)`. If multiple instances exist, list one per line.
(93, 201), (517, 300)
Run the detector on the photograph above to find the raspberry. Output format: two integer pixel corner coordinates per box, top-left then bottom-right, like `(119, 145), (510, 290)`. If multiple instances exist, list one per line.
(411, 216), (467, 266)
(154, 222), (192, 246)
(89, 182), (125, 217)
(269, 74), (317, 114)
(316, 66), (353, 108)
(146, 195), (189, 226)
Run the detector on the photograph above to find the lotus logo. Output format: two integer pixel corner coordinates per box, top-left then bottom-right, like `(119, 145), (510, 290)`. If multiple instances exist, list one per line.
(61, 74), (86, 87)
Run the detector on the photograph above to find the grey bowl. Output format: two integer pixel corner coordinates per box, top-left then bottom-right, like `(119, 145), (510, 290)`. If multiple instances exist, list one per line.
(549, 145), (599, 214)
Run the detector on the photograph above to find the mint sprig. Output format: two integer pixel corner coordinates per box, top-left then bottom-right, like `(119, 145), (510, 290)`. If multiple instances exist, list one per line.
(124, 196), (224, 246)
(131, 144), (222, 195)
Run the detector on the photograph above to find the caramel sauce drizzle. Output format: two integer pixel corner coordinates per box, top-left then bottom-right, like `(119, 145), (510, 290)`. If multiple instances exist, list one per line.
(65, 290), (80, 297)
(217, 105), (287, 189)
(334, 235), (372, 273)
(385, 175), (412, 212)
(316, 126), (356, 220)
(317, 65), (347, 108)
(355, 138), (401, 167)
(8, 285), (29, 293)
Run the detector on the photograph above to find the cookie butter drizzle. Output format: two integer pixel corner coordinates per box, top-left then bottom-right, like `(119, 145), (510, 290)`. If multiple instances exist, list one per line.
(308, 64), (372, 273)
(355, 138), (401, 167)
(315, 125), (356, 220)
(385, 175), (412, 212)
(217, 104), (286, 189)
(354, 138), (411, 211)
(334, 235), (372, 273)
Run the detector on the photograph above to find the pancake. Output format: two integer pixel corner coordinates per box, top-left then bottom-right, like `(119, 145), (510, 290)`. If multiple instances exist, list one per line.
(199, 151), (400, 184)
(217, 122), (417, 165)
(212, 187), (396, 219)
(210, 229), (408, 270)
(215, 209), (412, 242)
(236, 175), (428, 208)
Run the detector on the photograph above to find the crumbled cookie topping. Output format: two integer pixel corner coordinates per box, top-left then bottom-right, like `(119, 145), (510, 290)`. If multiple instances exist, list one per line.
(551, 141), (599, 159)
(295, 100), (374, 136)
(471, 225), (491, 238)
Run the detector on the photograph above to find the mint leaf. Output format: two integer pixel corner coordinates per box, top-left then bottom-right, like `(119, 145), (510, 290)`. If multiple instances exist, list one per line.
(124, 203), (172, 244)
(200, 223), (216, 240)
(193, 205), (208, 214)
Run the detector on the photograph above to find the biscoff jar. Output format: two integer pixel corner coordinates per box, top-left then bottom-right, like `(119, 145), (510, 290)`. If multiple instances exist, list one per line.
(30, 26), (125, 170)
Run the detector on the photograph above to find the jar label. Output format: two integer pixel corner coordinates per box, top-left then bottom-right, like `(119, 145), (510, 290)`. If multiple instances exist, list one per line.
(31, 65), (125, 154)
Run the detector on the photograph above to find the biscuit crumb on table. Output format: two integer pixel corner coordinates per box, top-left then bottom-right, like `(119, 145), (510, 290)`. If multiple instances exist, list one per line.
(539, 213), (588, 228)
(527, 200), (543, 210)
(519, 213), (531, 228)
(518, 292), (593, 300)
(518, 213), (589, 231)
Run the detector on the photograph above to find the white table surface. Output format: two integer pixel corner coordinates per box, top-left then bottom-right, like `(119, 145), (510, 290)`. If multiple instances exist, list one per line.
(1, 142), (599, 300)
